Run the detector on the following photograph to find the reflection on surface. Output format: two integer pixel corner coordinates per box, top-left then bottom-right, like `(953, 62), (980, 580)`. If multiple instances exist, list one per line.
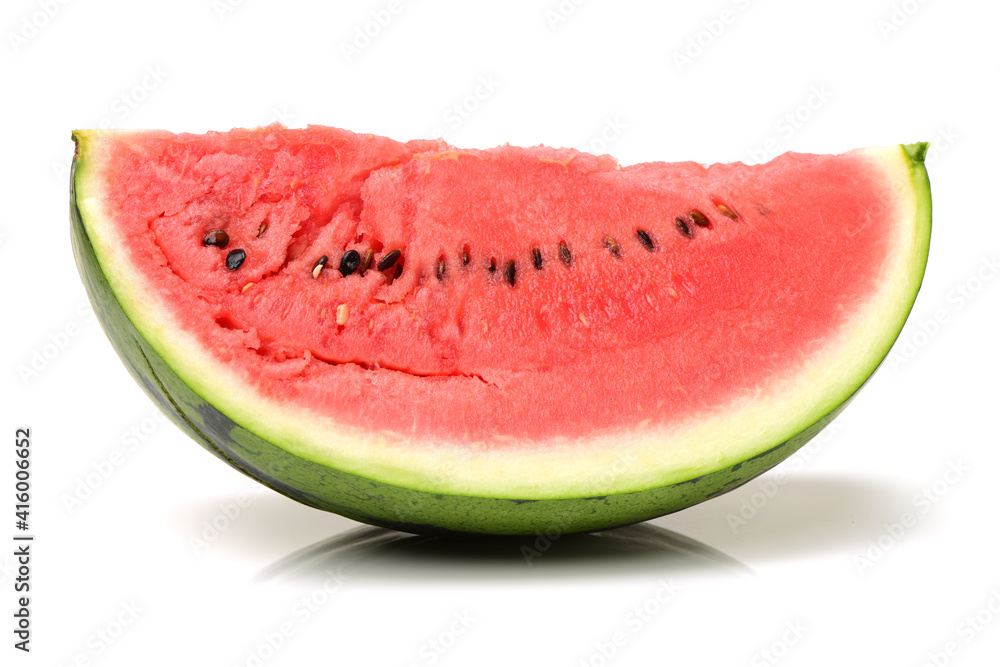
(657, 475), (908, 562)
(254, 522), (753, 584)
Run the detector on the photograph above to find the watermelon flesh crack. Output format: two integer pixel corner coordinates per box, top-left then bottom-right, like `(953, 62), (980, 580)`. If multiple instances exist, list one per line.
(71, 125), (930, 534)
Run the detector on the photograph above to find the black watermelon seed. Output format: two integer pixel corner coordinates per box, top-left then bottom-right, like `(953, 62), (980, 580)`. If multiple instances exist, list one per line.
(203, 229), (229, 248)
(636, 229), (655, 251)
(225, 248), (246, 271)
(377, 249), (401, 272)
(675, 217), (693, 238)
(532, 247), (543, 270)
(488, 258), (497, 274)
(311, 255), (328, 278)
(360, 248), (374, 276)
(339, 250), (361, 276)
(395, 264), (403, 278)
(689, 210), (711, 227)
(559, 241), (572, 266)
(437, 259), (446, 281)
(462, 249), (471, 266)
(505, 260), (516, 286)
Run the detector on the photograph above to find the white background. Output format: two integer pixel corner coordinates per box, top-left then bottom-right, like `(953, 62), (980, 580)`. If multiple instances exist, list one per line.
(2, 0), (999, 665)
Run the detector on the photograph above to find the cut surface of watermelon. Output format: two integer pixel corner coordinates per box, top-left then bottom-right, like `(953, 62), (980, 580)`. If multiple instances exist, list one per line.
(71, 126), (930, 534)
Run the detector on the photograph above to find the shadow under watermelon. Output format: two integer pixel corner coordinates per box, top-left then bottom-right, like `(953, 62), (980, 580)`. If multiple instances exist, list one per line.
(252, 522), (754, 584)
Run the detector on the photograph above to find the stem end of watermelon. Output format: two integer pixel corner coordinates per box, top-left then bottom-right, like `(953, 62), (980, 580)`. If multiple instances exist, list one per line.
(903, 142), (930, 164)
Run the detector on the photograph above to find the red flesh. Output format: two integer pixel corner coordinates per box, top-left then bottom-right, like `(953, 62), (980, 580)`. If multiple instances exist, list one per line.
(98, 126), (893, 443)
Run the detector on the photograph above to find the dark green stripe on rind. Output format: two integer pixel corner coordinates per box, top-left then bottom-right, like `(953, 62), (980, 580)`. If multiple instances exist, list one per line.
(70, 139), (929, 536)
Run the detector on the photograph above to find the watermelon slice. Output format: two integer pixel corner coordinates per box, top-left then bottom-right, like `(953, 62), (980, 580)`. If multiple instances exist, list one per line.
(70, 126), (931, 535)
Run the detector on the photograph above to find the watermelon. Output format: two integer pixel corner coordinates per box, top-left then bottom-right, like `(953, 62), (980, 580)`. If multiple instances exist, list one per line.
(70, 126), (931, 536)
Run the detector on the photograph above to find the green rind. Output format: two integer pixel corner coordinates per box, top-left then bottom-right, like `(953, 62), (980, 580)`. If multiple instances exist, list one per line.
(70, 138), (931, 536)
(903, 142), (933, 282)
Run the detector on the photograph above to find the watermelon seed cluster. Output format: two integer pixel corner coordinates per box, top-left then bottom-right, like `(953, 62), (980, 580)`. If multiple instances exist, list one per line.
(310, 248), (402, 280)
(672, 204), (736, 240)
(202, 227), (247, 272)
(208, 200), (739, 283)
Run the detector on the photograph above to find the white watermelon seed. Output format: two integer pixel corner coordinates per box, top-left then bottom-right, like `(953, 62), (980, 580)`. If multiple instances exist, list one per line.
(312, 255), (328, 278)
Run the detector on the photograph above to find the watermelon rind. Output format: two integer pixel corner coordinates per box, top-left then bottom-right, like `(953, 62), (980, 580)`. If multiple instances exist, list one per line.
(71, 133), (930, 535)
